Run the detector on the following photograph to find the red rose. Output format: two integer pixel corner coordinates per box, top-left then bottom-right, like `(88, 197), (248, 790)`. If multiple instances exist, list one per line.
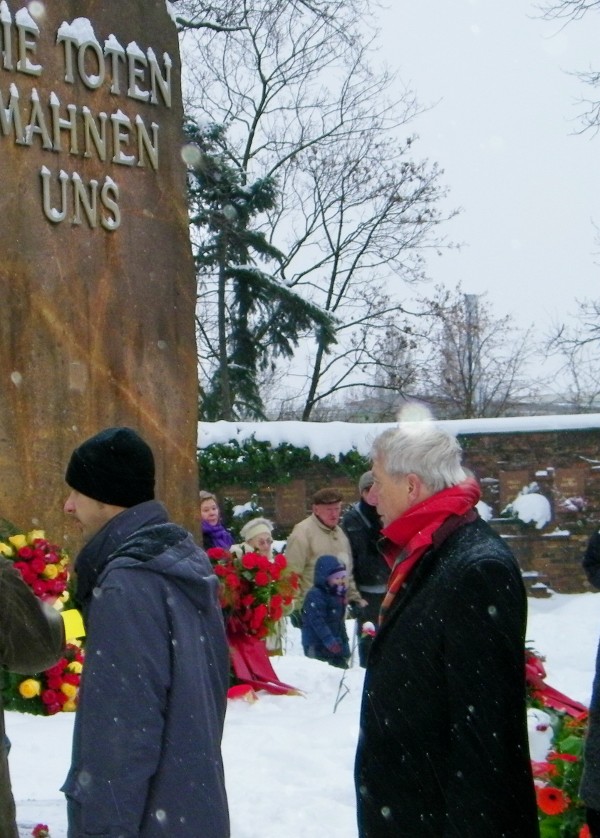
(46, 702), (62, 715)
(273, 553), (287, 568)
(17, 546), (34, 559)
(214, 565), (228, 577)
(30, 557), (47, 574)
(46, 659), (68, 676)
(269, 565), (281, 580)
(241, 595), (255, 607)
(254, 571), (270, 587)
(41, 689), (60, 705)
(256, 555), (271, 571)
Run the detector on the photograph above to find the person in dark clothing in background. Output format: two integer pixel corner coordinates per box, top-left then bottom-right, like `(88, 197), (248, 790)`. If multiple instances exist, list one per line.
(583, 530), (600, 589)
(341, 471), (386, 666)
(62, 427), (230, 838)
(301, 555), (350, 669)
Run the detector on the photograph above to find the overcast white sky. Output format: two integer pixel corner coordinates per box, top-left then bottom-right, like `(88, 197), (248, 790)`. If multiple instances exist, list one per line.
(376, 0), (600, 335)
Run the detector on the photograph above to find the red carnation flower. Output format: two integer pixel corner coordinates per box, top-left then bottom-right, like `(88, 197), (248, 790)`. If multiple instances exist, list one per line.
(241, 554), (258, 570)
(207, 547), (230, 560)
(536, 785), (570, 816)
(226, 573), (241, 589)
(256, 555), (271, 571)
(254, 571), (270, 587)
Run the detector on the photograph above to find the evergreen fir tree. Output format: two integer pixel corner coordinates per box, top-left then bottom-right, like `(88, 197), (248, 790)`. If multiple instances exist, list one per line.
(185, 119), (336, 420)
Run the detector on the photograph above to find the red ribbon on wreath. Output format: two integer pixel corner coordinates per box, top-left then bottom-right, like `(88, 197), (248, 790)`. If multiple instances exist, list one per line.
(526, 651), (587, 718)
(226, 619), (300, 696)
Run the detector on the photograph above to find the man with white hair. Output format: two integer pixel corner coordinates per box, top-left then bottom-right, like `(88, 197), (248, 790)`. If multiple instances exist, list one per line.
(354, 422), (539, 837)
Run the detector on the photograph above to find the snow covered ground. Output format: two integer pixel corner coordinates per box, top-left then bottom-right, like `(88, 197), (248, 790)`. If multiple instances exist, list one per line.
(8, 592), (600, 838)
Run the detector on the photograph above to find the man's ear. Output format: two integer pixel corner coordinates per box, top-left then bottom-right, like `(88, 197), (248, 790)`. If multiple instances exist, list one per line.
(406, 473), (424, 504)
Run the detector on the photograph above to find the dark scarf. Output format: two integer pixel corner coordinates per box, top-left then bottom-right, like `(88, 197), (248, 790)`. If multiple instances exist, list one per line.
(74, 500), (168, 619)
(379, 478), (481, 624)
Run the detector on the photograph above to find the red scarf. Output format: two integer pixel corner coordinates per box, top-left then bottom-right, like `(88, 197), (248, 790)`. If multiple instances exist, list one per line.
(379, 477), (481, 624)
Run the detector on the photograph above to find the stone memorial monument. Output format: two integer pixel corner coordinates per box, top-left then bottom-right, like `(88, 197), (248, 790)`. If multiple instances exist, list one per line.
(0, 0), (199, 546)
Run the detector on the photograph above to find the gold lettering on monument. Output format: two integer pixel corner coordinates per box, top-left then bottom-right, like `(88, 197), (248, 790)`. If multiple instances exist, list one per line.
(0, 2), (172, 231)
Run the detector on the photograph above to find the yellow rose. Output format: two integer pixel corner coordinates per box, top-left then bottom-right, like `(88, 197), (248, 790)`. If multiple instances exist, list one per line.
(0, 543), (13, 557)
(42, 564), (58, 579)
(27, 529), (45, 542)
(8, 534), (26, 549)
(62, 699), (77, 712)
(67, 661), (83, 674)
(61, 682), (77, 699)
(18, 679), (41, 699)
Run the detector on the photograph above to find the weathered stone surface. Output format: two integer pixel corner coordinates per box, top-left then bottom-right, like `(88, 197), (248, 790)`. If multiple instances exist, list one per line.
(0, 1), (198, 549)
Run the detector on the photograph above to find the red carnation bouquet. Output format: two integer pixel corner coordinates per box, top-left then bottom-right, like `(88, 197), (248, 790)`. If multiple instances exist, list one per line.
(206, 548), (299, 639)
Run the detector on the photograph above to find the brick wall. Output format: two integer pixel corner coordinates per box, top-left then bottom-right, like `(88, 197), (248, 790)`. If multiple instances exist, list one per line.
(218, 425), (600, 595)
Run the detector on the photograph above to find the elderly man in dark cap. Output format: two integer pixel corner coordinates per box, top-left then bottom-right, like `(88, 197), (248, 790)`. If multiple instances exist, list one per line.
(61, 427), (230, 838)
(286, 487), (365, 625)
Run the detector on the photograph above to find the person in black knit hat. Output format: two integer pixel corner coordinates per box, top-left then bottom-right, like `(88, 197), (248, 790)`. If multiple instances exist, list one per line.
(62, 427), (230, 838)
(65, 426), (155, 510)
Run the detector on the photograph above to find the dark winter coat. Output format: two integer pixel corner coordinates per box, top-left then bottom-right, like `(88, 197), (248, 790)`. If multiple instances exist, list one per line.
(583, 530), (600, 589)
(581, 632), (600, 809)
(301, 554), (350, 664)
(62, 501), (230, 838)
(0, 557), (65, 838)
(341, 500), (387, 589)
(355, 516), (539, 838)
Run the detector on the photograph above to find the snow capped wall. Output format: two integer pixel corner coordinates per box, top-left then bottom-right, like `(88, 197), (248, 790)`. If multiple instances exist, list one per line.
(198, 414), (600, 459)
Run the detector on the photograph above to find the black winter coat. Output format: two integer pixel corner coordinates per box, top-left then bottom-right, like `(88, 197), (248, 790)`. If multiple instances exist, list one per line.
(341, 501), (387, 589)
(355, 517), (539, 837)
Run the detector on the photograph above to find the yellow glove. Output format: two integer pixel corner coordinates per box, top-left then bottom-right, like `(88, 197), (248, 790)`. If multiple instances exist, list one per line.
(61, 609), (86, 640)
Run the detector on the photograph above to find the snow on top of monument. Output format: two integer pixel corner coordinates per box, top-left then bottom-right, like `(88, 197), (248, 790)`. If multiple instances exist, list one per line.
(127, 41), (146, 59)
(105, 34), (125, 54)
(57, 18), (100, 47)
(14, 6), (38, 32)
(198, 413), (600, 459)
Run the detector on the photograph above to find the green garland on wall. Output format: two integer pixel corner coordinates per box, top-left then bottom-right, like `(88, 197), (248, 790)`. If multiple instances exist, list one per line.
(198, 437), (369, 492)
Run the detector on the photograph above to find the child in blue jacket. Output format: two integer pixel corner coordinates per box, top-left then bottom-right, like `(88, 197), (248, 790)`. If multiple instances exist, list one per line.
(301, 555), (350, 669)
